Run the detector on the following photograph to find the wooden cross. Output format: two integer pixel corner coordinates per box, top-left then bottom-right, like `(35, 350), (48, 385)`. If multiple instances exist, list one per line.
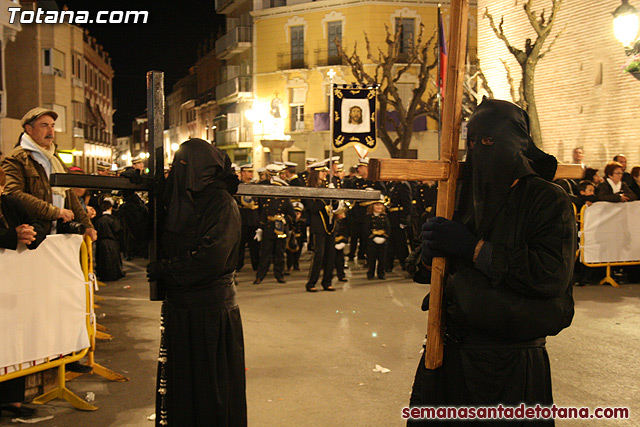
(368, 0), (582, 371)
(50, 71), (381, 301)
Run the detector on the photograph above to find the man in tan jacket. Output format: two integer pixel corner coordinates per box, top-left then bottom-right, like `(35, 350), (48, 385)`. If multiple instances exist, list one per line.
(1, 107), (96, 240)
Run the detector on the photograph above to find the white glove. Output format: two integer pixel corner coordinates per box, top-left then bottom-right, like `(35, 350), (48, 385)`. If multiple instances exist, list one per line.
(332, 200), (345, 214)
(399, 223), (407, 229)
(254, 228), (263, 242)
(335, 242), (346, 250)
(373, 236), (386, 245)
(328, 182), (336, 189)
(302, 242), (307, 251)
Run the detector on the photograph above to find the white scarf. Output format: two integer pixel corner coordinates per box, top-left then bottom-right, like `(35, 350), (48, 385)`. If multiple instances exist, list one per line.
(20, 133), (68, 207)
(606, 177), (622, 195)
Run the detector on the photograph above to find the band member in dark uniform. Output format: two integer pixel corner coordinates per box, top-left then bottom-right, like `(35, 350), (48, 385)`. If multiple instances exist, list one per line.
(286, 201), (306, 272)
(298, 158), (317, 187)
(254, 164), (295, 285)
(94, 199), (125, 282)
(305, 162), (337, 292)
(364, 198), (390, 280)
(385, 180), (412, 272)
(411, 181), (438, 248)
(333, 203), (349, 282)
(345, 158), (385, 264)
(235, 164), (260, 272)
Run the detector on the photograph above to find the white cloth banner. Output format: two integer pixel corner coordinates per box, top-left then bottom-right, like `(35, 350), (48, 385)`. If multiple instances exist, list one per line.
(582, 201), (640, 264)
(0, 234), (89, 370)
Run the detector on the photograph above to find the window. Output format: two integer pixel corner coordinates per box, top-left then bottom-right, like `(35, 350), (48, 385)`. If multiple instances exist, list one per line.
(289, 87), (305, 132)
(48, 104), (66, 133)
(395, 18), (415, 60)
(42, 48), (65, 77)
(327, 21), (342, 65)
(290, 25), (304, 69)
(290, 105), (304, 131)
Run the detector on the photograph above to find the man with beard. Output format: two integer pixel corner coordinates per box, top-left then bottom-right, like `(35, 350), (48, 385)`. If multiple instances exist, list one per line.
(409, 99), (576, 425)
(146, 138), (246, 427)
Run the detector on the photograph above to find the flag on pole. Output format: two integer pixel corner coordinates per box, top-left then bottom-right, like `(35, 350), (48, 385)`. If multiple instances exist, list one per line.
(331, 84), (377, 152)
(438, 6), (448, 96)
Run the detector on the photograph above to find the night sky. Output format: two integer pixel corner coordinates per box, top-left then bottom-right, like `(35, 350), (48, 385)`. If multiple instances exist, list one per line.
(56, 1), (225, 136)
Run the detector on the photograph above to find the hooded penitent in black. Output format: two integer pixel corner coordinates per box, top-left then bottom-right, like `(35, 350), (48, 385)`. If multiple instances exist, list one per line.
(409, 99), (576, 425)
(154, 139), (246, 427)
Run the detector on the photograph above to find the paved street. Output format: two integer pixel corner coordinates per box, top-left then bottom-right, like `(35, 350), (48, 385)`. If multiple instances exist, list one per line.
(2, 252), (638, 426)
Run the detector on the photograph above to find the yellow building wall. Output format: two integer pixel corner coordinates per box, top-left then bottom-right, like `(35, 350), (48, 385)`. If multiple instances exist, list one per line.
(252, 2), (476, 166)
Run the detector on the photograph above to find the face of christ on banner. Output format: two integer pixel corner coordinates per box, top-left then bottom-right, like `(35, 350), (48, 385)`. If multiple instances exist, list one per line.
(341, 99), (370, 133)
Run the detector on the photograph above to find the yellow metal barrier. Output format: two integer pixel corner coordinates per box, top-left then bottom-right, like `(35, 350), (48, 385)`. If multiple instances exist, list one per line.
(65, 236), (127, 382)
(0, 236), (97, 411)
(579, 204), (640, 288)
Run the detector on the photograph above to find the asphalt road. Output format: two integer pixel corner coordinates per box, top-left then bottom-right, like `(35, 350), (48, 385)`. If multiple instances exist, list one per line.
(2, 254), (638, 426)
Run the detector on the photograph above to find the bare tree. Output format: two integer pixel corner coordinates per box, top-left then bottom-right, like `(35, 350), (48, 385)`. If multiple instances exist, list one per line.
(337, 24), (438, 158)
(485, 0), (563, 147)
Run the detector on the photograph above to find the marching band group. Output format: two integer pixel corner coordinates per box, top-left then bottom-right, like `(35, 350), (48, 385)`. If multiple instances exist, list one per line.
(233, 157), (439, 292)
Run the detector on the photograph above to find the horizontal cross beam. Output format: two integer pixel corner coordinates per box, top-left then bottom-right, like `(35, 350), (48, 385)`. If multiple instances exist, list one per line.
(49, 174), (382, 201)
(368, 159), (585, 182)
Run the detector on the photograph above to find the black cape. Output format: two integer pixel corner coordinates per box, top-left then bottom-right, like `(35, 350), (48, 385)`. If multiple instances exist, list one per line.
(94, 213), (125, 281)
(409, 100), (575, 425)
(155, 139), (246, 427)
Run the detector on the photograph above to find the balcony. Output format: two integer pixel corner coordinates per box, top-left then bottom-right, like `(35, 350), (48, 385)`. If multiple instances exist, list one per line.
(216, 77), (252, 103)
(215, 0), (235, 14)
(216, 127), (253, 147)
(215, 27), (251, 60)
(314, 49), (344, 67)
(277, 51), (308, 70)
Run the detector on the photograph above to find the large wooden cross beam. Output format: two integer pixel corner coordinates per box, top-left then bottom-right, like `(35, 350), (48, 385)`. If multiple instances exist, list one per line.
(368, 159), (585, 182)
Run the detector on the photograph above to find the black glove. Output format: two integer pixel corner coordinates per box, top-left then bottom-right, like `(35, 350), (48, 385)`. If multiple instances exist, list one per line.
(121, 168), (143, 185)
(421, 216), (479, 261)
(146, 260), (170, 282)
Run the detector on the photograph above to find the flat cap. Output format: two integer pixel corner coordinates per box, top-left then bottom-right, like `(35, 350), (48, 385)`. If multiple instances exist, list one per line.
(21, 107), (58, 128)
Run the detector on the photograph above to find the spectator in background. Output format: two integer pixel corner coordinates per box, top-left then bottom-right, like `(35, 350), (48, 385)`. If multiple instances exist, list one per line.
(0, 167), (45, 419)
(573, 180), (598, 212)
(613, 154), (634, 187)
(629, 166), (640, 199)
(597, 161), (637, 203)
(1, 107), (96, 241)
(572, 147), (586, 167)
(583, 167), (603, 186)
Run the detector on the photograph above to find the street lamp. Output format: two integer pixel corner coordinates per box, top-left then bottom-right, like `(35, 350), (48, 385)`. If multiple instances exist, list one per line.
(613, 0), (640, 54)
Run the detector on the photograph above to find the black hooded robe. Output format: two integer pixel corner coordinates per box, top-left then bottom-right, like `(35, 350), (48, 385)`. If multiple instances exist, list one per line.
(93, 213), (125, 281)
(155, 139), (246, 427)
(408, 99), (576, 426)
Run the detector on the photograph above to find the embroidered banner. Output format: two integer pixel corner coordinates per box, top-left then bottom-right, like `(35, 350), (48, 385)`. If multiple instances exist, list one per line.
(332, 85), (377, 152)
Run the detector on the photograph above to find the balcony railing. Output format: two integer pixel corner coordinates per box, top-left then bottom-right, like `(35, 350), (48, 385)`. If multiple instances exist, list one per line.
(277, 51), (308, 70)
(216, 77), (252, 102)
(216, 127), (253, 146)
(314, 48), (344, 67)
(215, 27), (251, 59)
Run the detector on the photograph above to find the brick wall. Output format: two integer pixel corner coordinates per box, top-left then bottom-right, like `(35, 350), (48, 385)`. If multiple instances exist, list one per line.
(478, 0), (640, 170)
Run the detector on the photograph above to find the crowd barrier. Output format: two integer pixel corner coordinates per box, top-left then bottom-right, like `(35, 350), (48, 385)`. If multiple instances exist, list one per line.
(579, 201), (640, 287)
(0, 234), (96, 410)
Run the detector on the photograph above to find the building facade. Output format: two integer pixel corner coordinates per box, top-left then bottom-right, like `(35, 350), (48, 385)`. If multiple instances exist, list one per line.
(477, 0), (640, 169)
(244, 0), (479, 168)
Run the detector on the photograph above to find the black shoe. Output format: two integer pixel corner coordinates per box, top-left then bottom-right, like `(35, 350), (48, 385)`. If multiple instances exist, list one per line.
(293, 266), (300, 271)
(306, 285), (318, 292)
(367, 273), (374, 280)
(253, 278), (262, 285)
(276, 278), (286, 283)
(67, 361), (93, 373)
(323, 286), (336, 291)
(0, 404), (37, 417)
(284, 271), (290, 276)
(338, 277), (348, 282)
(378, 274), (386, 280)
